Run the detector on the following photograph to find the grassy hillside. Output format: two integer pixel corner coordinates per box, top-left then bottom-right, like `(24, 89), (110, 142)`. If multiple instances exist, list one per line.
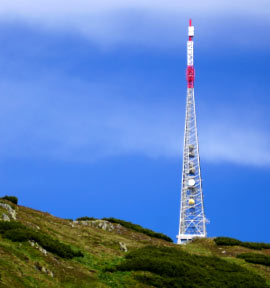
(0, 198), (270, 287)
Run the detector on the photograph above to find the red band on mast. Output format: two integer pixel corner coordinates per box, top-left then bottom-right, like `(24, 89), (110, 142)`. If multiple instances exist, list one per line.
(186, 66), (195, 88)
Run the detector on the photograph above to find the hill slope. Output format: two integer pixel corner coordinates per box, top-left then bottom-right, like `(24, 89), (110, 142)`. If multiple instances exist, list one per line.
(0, 199), (269, 288)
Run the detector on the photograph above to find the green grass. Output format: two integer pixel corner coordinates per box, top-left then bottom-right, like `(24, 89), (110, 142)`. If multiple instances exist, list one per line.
(76, 217), (97, 221)
(215, 237), (270, 250)
(180, 238), (213, 256)
(1, 202), (270, 287)
(111, 245), (269, 288)
(0, 221), (83, 259)
(103, 218), (173, 242)
(237, 253), (270, 266)
(0, 195), (18, 205)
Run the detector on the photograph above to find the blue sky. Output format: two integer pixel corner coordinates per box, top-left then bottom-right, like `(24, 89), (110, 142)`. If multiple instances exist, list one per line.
(0, 0), (269, 242)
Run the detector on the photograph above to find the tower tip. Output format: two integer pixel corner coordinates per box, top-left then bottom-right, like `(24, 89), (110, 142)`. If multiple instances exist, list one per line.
(188, 19), (194, 39)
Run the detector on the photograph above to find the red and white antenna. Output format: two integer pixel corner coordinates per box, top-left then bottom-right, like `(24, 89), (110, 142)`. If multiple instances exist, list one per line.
(186, 19), (195, 89)
(177, 20), (207, 244)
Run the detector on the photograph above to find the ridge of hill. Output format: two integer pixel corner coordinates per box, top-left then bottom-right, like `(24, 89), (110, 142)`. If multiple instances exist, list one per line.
(0, 198), (270, 288)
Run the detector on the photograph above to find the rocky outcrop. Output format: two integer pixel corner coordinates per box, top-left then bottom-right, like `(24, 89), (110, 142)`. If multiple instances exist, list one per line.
(29, 240), (47, 256)
(35, 262), (54, 277)
(74, 219), (123, 233)
(1, 213), (10, 221)
(0, 202), (16, 220)
(119, 242), (128, 252)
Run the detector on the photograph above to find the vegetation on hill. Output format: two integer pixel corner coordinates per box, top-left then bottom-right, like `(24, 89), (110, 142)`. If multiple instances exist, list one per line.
(215, 237), (270, 250)
(76, 216), (96, 221)
(110, 245), (268, 288)
(0, 195), (18, 205)
(0, 199), (270, 287)
(0, 221), (83, 259)
(237, 253), (270, 266)
(103, 217), (173, 242)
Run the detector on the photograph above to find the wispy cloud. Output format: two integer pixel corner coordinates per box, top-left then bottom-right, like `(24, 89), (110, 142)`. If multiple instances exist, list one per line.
(0, 74), (268, 167)
(199, 111), (270, 167)
(0, 2), (268, 167)
(0, 0), (269, 49)
(1, 0), (269, 17)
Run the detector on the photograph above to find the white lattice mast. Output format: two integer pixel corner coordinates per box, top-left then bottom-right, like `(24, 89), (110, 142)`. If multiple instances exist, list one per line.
(177, 19), (206, 244)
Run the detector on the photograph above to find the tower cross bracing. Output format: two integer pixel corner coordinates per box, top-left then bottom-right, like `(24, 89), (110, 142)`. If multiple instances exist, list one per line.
(177, 20), (206, 244)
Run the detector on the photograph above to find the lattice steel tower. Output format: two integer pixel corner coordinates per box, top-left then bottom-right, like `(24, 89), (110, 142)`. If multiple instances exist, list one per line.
(177, 20), (206, 244)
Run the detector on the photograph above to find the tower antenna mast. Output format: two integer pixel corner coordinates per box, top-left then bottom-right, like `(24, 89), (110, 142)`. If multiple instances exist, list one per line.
(177, 19), (207, 244)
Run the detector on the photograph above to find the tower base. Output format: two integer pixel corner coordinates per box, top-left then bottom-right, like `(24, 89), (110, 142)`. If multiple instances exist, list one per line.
(176, 234), (206, 245)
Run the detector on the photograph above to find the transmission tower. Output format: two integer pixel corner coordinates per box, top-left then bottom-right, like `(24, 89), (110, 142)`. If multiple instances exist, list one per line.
(177, 20), (207, 244)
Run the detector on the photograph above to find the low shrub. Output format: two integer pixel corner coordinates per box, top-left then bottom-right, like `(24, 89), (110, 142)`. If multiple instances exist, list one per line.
(214, 237), (242, 246)
(103, 218), (173, 243)
(111, 246), (268, 288)
(1, 196), (18, 205)
(3, 228), (33, 242)
(237, 253), (270, 266)
(76, 216), (96, 221)
(33, 233), (83, 258)
(0, 221), (23, 233)
(242, 242), (270, 250)
(214, 237), (270, 250)
(0, 221), (83, 259)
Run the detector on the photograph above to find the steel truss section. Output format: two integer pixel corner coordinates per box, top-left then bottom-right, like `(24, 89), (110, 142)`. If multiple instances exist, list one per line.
(177, 87), (206, 244)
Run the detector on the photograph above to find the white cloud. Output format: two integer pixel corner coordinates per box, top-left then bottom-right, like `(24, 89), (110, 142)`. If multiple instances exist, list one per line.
(0, 75), (268, 167)
(0, 0), (269, 48)
(0, 0), (269, 16)
(200, 118), (270, 167)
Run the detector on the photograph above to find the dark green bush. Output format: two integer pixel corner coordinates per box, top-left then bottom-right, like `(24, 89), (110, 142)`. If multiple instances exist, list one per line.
(3, 228), (33, 242)
(215, 237), (270, 250)
(1, 196), (18, 205)
(214, 237), (242, 246)
(0, 221), (83, 259)
(237, 253), (270, 266)
(33, 233), (83, 258)
(242, 242), (270, 250)
(112, 246), (268, 288)
(76, 216), (96, 221)
(103, 218), (173, 243)
(0, 221), (23, 233)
